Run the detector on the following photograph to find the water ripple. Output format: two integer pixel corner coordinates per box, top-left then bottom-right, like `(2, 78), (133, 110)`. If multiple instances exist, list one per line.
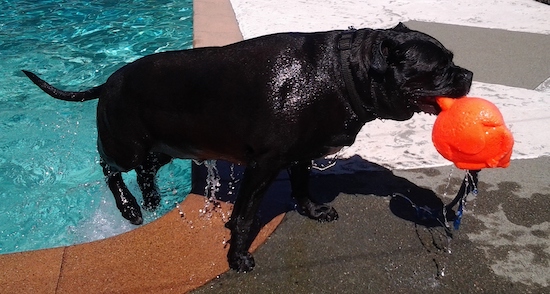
(0, 0), (193, 254)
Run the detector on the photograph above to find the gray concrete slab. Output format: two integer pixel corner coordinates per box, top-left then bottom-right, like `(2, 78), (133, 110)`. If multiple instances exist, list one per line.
(404, 21), (550, 90)
(193, 157), (550, 293)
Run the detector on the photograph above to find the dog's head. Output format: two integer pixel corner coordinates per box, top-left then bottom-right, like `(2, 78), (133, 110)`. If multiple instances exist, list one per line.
(365, 23), (473, 120)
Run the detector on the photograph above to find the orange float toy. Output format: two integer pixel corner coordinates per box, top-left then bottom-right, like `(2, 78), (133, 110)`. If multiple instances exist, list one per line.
(432, 96), (514, 170)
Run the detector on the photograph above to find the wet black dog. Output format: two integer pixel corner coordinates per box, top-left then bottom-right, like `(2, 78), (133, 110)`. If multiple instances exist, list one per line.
(23, 23), (472, 272)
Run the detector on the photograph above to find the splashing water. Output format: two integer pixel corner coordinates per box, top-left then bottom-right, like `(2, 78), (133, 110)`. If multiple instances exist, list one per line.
(448, 170), (479, 231)
(193, 160), (232, 223)
(227, 164), (238, 196)
(434, 169), (479, 278)
(203, 160), (221, 200)
(394, 168), (480, 278)
(442, 167), (455, 198)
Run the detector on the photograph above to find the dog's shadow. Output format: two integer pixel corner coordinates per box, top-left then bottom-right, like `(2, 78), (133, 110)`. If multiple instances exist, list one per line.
(190, 155), (449, 242)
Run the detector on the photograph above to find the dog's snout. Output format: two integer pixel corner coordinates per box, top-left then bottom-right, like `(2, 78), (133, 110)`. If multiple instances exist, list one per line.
(462, 69), (473, 82)
(445, 67), (473, 97)
(457, 69), (473, 95)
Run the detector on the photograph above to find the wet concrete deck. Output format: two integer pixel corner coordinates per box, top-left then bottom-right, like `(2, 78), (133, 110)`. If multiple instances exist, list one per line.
(195, 158), (550, 293)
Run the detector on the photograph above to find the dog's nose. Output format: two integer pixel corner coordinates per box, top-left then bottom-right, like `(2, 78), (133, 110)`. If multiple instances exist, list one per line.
(462, 69), (473, 82)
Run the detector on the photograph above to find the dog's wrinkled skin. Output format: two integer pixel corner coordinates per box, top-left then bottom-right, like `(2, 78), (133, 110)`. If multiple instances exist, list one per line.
(23, 23), (472, 272)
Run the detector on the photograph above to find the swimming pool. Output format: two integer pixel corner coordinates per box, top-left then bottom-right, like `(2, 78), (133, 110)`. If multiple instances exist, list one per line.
(0, 0), (193, 254)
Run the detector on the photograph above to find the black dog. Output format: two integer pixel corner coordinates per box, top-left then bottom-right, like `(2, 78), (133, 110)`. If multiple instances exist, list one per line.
(23, 23), (472, 272)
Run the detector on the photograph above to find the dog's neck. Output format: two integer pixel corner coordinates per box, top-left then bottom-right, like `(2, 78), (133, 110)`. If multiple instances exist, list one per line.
(338, 29), (377, 121)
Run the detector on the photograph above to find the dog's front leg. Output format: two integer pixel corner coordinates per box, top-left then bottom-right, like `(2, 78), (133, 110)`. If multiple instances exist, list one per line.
(100, 159), (143, 225)
(225, 161), (280, 272)
(288, 161), (338, 222)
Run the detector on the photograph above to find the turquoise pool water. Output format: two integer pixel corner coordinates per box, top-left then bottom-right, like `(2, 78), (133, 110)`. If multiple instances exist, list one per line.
(0, 0), (193, 254)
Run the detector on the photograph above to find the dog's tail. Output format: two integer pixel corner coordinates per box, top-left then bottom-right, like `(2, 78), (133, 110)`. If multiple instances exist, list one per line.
(22, 70), (102, 102)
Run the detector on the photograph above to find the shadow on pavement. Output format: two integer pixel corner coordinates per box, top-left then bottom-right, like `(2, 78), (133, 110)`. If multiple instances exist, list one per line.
(191, 155), (456, 235)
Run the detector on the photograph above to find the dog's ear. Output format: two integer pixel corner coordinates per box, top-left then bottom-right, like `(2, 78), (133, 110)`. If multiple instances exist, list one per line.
(392, 22), (411, 32)
(370, 39), (394, 74)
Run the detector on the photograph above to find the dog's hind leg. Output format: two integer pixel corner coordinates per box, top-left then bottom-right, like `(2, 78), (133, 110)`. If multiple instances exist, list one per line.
(288, 161), (338, 222)
(136, 153), (172, 211)
(100, 159), (143, 225)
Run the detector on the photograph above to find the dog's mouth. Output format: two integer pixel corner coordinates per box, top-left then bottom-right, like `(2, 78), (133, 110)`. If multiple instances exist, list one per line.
(412, 96), (442, 115)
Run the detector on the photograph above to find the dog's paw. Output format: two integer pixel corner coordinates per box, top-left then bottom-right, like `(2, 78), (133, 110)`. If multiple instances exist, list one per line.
(121, 206), (143, 225)
(142, 190), (161, 211)
(228, 251), (255, 273)
(301, 202), (339, 223)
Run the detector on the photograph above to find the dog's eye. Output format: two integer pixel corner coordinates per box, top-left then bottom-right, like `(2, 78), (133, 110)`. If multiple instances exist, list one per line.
(434, 67), (446, 75)
(431, 62), (452, 75)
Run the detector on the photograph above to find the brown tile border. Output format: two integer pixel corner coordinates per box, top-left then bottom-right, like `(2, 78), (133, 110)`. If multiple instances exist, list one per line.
(0, 247), (64, 293)
(0, 1), (284, 293)
(54, 195), (283, 293)
(193, 0), (243, 48)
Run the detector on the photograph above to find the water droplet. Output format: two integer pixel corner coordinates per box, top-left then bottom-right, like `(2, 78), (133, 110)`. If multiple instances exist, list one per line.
(443, 167), (455, 197)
